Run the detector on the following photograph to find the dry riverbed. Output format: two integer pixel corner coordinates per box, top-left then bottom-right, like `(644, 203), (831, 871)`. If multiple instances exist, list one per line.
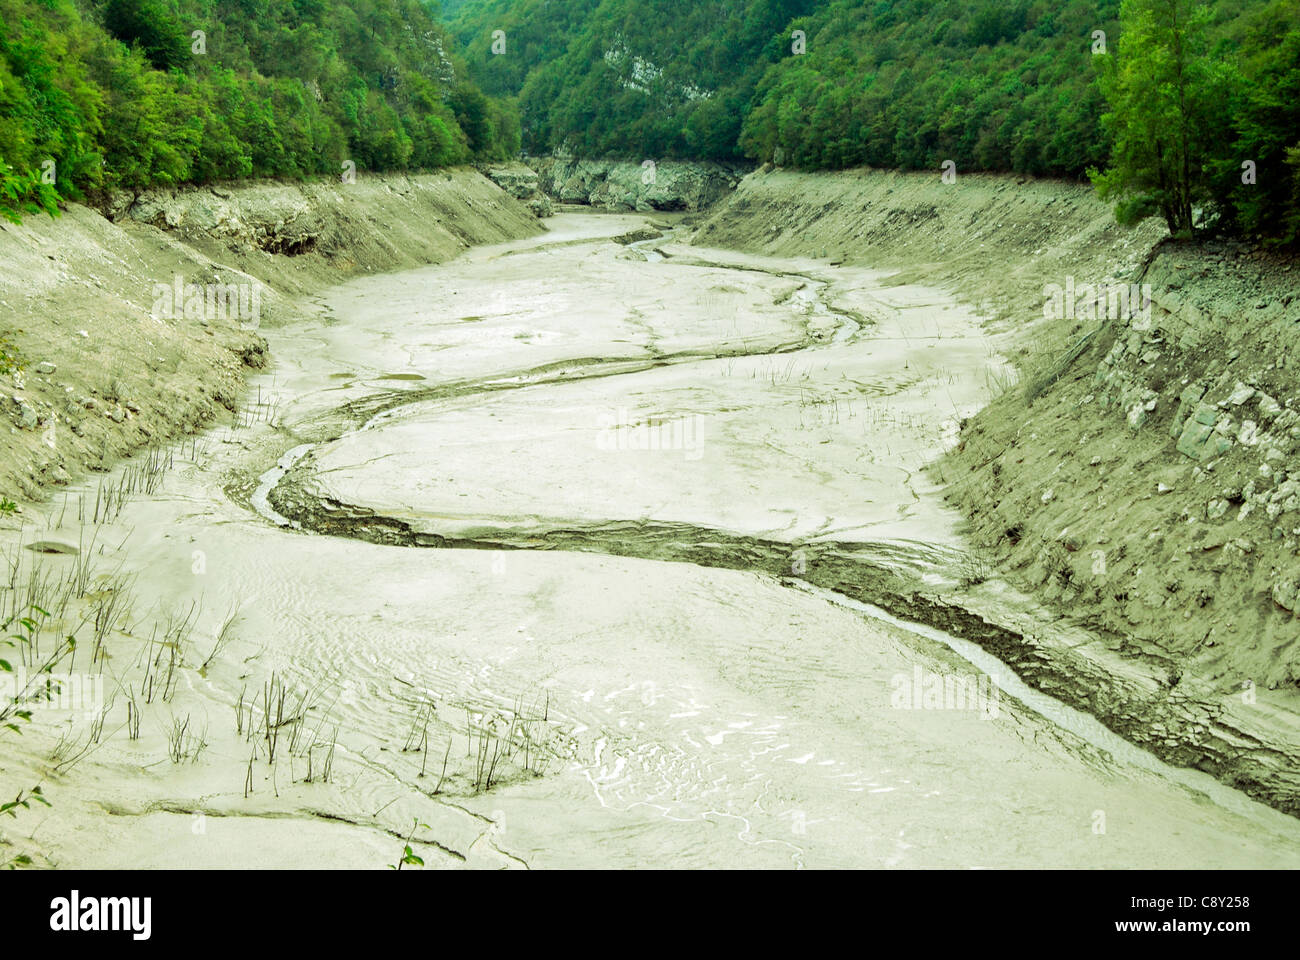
(2, 213), (1299, 869)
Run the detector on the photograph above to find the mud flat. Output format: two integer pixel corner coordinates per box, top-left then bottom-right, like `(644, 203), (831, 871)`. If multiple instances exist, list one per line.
(4, 212), (1300, 869)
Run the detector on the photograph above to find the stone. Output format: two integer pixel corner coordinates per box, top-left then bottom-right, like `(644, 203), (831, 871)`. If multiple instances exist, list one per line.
(34, 361), (56, 375)
(481, 163), (540, 201)
(1227, 381), (1256, 406)
(24, 539), (78, 555)
(11, 396), (38, 430)
(1169, 384), (1207, 438)
(1175, 408), (1232, 460)
(1176, 419), (1216, 459)
(1273, 577), (1299, 613)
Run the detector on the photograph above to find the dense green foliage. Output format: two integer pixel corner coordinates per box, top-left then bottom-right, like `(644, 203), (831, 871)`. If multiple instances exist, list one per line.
(1093, 0), (1216, 236)
(0, 0), (517, 218)
(742, 0), (1134, 176)
(2, 0), (1296, 240)
(449, 0), (1300, 240)
(448, 0), (1127, 171)
(450, 0), (816, 159)
(1091, 0), (1300, 240)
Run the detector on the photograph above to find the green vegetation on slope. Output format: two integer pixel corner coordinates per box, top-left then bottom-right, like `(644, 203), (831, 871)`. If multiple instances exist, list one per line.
(449, 0), (816, 159)
(739, 0), (1122, 176)
(2, 0), (1295, 239)
(1093, 0), (1300, 240)
(0, 0), (518, 219)
(448, 0), (1300, 240)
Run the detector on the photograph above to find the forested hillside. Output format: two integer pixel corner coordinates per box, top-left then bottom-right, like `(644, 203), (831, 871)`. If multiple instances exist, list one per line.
(3, 0), (1296, 240)
(450, 0), (815, 160)
(449, 0), (1300, 240)
(0, 0), (517, 220)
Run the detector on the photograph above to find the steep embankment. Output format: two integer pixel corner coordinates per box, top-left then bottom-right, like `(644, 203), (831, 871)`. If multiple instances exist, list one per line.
(694, 166), (1300, 813)
(0, 171), (544, 504)
(945, 245), (1300, 691)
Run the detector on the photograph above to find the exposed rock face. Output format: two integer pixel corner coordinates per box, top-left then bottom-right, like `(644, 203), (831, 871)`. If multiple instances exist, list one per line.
(124, 188), (319, 255)
(526, 157), (749, 211)
(480, 162), (539, 198)
(479, 163), (554, 217)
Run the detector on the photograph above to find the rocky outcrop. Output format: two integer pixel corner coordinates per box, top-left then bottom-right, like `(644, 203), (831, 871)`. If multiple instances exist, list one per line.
(526, 157), (749, 211)
(480, 163), (554, 218)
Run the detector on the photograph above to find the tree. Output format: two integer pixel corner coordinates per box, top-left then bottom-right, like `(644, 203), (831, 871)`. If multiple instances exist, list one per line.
(102, 0), (190, 72)
(1091, 0), (1217, 237)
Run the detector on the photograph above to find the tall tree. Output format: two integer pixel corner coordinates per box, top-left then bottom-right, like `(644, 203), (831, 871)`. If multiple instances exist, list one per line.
(1091, 0), (1217, 237)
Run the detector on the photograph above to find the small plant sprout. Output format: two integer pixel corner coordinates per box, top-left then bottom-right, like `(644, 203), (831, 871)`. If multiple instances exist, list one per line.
(389, 818), (430, 870)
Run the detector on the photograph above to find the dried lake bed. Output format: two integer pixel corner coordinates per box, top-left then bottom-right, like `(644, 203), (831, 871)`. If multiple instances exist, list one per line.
(3, 213), (1299, 869)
